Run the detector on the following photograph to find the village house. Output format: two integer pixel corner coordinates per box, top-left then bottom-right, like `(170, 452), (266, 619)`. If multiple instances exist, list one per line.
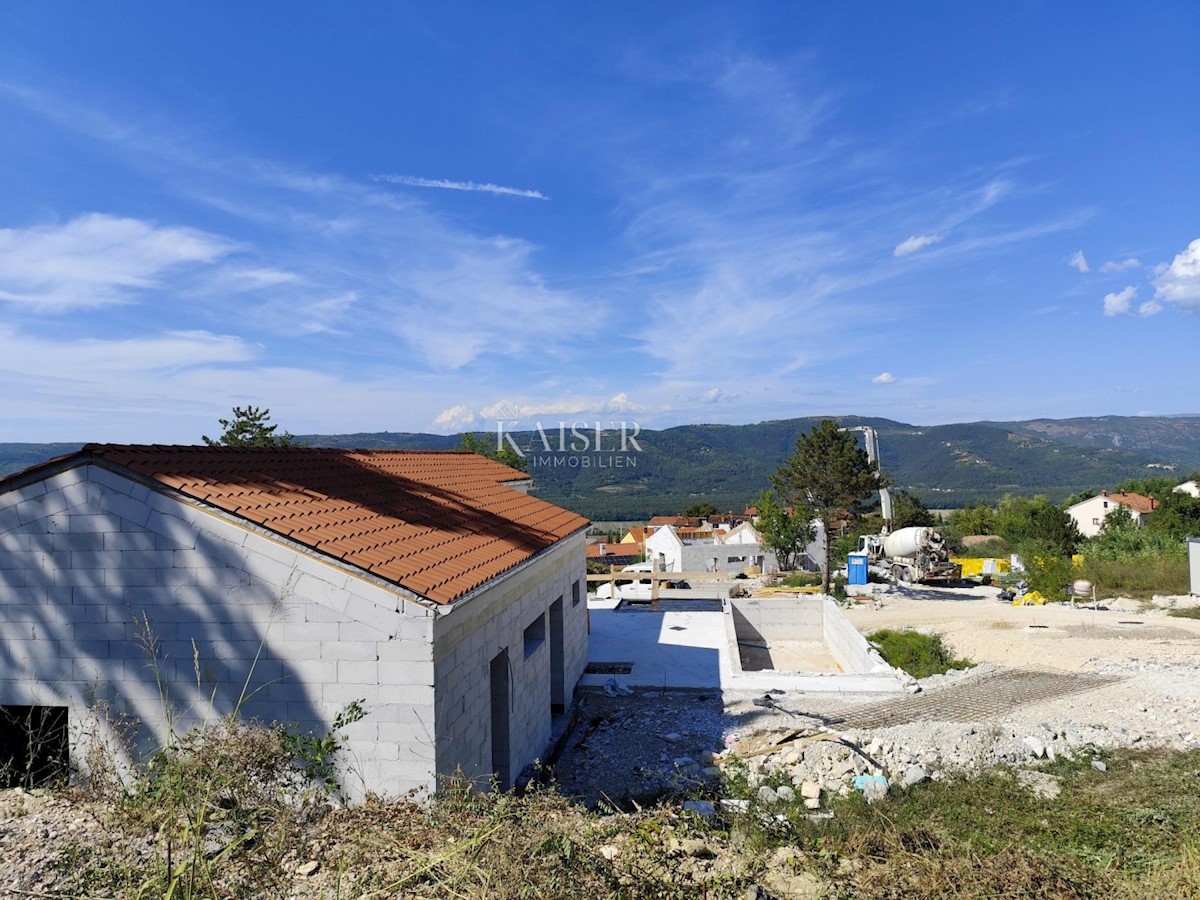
(1066, 489), (1159, 538)
(0, 445), (589, 799)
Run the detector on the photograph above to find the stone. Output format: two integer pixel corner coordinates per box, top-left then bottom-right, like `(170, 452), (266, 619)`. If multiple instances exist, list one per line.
(804, 797), (821, 810)
(679, 838), (717, 859)
(663, 732), (681, 743)
(1022, 736), (1047, 759)
(721, 799), (750, 813)
(776, 785), (795, 802)
(1091, 759), (1107, 772)
(903, 765), (929, 787)
(862, 780), (888, 803)
(800, 780), (820, 800)
(758, 785), (779, 804)
(295, 861), (320, 877)
(599, 845), (620, 861)
(683, 800), (715, 818)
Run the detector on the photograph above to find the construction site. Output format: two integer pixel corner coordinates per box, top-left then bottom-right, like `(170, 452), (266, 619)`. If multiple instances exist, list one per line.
(555, 575), (1200, 810)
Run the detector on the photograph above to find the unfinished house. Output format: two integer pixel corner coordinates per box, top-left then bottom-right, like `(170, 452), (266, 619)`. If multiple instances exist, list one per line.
(0, 445), (589, 798)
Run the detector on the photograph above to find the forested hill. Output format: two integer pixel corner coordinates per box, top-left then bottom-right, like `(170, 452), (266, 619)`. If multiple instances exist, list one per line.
(1, 416), (1197, 521)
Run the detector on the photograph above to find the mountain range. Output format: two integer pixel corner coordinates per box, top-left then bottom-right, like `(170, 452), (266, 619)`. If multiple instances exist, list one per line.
(2, 415), (1197, 522)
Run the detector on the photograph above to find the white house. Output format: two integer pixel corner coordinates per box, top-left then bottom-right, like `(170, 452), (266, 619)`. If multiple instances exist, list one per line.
(1174, 480), (1200, 498)
(1066, 490), (1159, 538)
(0, 445), (589, 799)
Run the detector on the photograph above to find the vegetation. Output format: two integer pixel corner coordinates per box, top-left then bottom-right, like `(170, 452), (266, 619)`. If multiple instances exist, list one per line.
(681, 501), (721, 517)
(773, 419), (885, 593)
(1168, 607), (1200, 619)
(202, 406), (299, 448)
(32, 734), (1200, 898)
(751, 489), (814, 571)
(866, 629), (975, 678)
(457, 430), (528, 473)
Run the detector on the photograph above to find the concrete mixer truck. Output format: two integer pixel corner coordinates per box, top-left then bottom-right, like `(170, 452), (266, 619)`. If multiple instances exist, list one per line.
(855, 526), (961, 584)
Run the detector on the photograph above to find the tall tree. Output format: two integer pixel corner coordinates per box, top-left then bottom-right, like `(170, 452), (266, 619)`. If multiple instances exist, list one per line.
(682, 502), (720, 518)
(752, 490), (814, 572)
(771, 419), (884, 593)
(203, 406), (298, 448)
(457, 432), (528, 473)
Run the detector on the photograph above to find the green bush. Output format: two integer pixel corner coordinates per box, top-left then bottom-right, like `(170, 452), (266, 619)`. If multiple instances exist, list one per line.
(866, 629), (974, 679)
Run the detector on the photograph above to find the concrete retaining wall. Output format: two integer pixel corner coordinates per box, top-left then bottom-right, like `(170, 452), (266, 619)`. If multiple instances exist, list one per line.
(724, 594), (903, 692)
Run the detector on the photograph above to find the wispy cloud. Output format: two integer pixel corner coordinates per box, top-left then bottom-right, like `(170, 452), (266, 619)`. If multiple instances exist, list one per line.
(894, 234), (942, 257)
(872, 372), (896, 384)
(1100, 257), (1141, 273)
(1067, 250), (1090, 273)
(372, 174), (549, 200)
(0, 213), (235, 310)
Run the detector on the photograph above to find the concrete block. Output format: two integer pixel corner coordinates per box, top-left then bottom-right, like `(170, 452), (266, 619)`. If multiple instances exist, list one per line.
(105, 568), (164, 588)
(69, 514), (120, 534)
(321, 641), (378, 661)
(107, 531), (157, 551)
(338, 660), (379, 684)
(51, 532), (105, 552)
(378, 660), (434, 686)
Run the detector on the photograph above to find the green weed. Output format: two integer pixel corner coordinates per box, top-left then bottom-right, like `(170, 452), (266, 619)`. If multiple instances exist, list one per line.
(866, 628), (975, 678)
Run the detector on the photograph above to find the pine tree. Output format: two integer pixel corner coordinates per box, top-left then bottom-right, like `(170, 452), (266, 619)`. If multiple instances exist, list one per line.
(772, 419), (883, 593)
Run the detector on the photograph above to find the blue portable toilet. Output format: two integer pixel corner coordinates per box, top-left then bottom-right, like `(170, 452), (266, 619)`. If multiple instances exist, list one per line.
(847, 552), (868, 585)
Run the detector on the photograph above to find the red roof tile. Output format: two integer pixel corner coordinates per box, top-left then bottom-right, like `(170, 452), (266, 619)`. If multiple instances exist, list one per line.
(75, 445), (588, 605)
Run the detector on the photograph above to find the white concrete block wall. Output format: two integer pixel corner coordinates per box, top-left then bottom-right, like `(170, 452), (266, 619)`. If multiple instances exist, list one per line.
(0, 462), (438, 800)
(431, 533), (587, 789)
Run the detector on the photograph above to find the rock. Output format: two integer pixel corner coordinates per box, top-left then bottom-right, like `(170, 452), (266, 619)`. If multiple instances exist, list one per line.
(599, 844), (620, 861)
(295, 861), (320, 877)
(683, 800), (715, 818)
(800, 780), (820, 799)
(804, 797), (821, 810)
(702, 766), (722, 779)
(1091, 759), (1108, 772)
(903, 765), (929, 787)
(673, 757), (696, 767)
(721, 799), (750, 813)
(663, 732), (681, 743)
(1022, 736), (1047, 759)
(1016, 770), (1061, 800)
(862, 780), (888, 802)
(678, 838), (717, 859)
(758, 785), (779, 804)
(776, 785), (795, 802)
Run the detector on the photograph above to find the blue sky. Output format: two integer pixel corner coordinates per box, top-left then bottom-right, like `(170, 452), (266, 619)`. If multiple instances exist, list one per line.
(1, 2), (1197, 443)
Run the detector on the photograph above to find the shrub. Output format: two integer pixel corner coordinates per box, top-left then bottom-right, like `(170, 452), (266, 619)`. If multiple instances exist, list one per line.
(866, 629), (974, 678)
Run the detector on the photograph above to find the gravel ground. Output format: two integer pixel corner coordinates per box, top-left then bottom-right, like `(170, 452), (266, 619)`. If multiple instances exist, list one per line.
(552, 584), (1200, 807)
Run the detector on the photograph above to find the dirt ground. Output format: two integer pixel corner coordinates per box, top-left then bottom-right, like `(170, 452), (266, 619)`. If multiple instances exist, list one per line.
(553, 583), (1200, 807)
(841, 581), (1200, 670)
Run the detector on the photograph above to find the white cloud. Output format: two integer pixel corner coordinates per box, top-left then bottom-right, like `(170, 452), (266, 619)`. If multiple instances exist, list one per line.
(1100, 257), (1141, 274)
(432, 405), (477, 430)
(372, 174), (549, 200)
(1103, 285), (1137, 316)
(0, 213), (235, 310)
(1153, 237), (1200, 313)
(893, 234), (943, 257)
(0, 327), (254, 375)
(1067, 250), (1090, 273)
(1137, 300), (1163, 317)
(872, 372), (896, 384)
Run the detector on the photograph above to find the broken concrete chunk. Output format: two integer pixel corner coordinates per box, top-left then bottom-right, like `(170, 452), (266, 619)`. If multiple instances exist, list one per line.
(758, 785), (779, 804)
(1091, 759), (1108, 772)
(1022, 736), (1048, 759)
(800, 781), (820, 800)
(903, 765), (929, 787)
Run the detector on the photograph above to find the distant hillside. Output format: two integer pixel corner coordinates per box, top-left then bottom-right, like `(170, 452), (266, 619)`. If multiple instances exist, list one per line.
(2, 415), (1197, 521)
(988, 416), (1200, 472)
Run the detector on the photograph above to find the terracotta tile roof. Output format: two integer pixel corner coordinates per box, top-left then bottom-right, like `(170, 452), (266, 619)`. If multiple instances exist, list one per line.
(1107, 491), (1159, 515)
(79, 445), (589, 605)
